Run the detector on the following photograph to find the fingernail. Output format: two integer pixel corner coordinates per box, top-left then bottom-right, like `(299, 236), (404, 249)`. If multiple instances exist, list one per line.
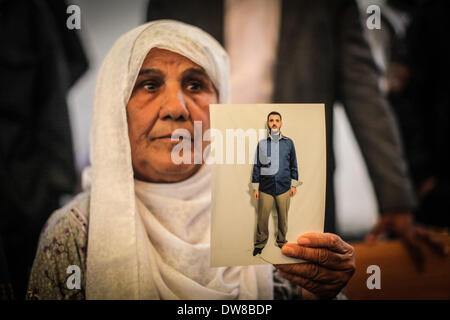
(297, 237), (310, 245)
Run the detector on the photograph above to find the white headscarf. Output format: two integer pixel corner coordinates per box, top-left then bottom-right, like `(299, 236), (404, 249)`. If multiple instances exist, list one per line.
(85, 20), (273, 299)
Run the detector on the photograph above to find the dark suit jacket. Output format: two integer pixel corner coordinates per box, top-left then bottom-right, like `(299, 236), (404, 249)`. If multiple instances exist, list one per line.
(146, 0), (416, 233)
(0, 0), (88, 296)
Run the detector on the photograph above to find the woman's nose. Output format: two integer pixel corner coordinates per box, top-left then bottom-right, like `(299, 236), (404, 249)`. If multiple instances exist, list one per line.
(158, 85), (190, 121)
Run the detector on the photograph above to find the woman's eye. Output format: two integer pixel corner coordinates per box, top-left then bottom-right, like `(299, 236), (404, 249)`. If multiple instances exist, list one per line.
(186, 81), (202, 92)
(143, 82), (159, 92)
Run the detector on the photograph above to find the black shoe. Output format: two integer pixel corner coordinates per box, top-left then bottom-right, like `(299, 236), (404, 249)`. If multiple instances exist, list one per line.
(253, 248), (263, 256)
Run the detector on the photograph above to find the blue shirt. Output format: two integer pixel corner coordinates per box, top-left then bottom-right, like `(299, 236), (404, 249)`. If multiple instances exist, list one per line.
(252, 134), (299, 195)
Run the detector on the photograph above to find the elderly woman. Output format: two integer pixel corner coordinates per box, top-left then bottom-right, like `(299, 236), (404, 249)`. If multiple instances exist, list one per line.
(27, 20), (354, 300)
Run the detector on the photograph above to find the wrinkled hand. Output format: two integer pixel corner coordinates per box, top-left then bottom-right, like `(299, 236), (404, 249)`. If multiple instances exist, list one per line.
(275, 233), (355, 299)
(365, 211), (448, 272)
(289, 186), (297, 197)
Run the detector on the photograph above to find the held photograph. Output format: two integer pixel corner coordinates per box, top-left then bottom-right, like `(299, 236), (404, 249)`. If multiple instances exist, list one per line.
(210, 104), (326, 267)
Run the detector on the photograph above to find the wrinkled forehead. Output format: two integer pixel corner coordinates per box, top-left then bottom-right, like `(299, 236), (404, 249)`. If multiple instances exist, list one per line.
(125, 21), (227, 100)
(140, 47), (203, 70)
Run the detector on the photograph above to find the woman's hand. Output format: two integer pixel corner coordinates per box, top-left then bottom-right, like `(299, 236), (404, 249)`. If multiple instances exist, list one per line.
(275, 233), (355, 299)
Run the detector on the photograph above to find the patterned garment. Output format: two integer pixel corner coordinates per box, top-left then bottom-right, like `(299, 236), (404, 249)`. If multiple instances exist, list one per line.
(26, 192), (302, 300)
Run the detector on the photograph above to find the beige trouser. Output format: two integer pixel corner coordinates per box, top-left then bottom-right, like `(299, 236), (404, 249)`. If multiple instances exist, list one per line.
(255, 190), (291, 249)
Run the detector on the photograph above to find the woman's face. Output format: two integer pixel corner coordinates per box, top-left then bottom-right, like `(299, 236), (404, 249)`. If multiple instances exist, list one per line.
(126, 48), (218, 183)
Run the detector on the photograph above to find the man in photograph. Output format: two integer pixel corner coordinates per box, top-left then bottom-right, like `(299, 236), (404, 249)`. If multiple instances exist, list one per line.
(252, 111), (299, 256)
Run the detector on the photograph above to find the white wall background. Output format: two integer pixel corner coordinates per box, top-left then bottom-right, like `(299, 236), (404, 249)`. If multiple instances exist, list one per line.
(334, 104), (378, 237)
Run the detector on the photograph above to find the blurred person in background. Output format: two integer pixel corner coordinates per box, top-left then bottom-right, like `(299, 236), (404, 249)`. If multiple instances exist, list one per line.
(362, 0), (449, 230)
(0, 0), (88, 298)
(406, 1), (450, 229)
